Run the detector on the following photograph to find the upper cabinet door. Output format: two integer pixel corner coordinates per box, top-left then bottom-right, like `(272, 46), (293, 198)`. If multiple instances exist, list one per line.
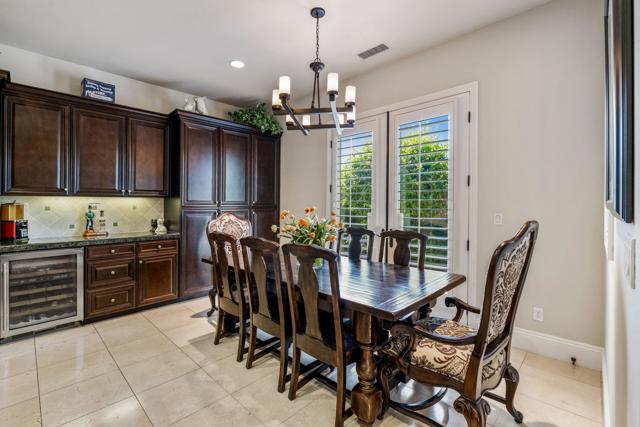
(182, 122), (218, 206)
(252, 135), (279, 207)
(128, 118), (169, 196)
(3, 95), (69, 195)
(220, 129), (250, 206)
(72, 108), (126, 195)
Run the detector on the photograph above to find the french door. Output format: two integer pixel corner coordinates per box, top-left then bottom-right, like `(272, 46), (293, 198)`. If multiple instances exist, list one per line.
(331, 92), (471, 301)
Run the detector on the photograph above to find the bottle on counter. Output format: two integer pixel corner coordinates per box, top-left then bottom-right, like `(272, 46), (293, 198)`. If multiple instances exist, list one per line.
(97, 210), (108, 236)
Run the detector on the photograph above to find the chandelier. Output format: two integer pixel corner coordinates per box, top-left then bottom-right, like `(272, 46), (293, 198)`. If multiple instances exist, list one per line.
(271, 7), (356, 136)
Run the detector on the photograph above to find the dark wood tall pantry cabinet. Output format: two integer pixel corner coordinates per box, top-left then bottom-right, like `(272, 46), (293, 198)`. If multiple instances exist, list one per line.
(166, 110), (280, 298)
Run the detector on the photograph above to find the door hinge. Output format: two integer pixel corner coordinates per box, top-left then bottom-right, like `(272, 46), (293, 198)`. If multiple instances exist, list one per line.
(330, 140), (333, 148)
(467, 175), (471, 187)
(467, 111), (471, 123)
(466, 240), (470, 251)
(329, 184), (333, 193)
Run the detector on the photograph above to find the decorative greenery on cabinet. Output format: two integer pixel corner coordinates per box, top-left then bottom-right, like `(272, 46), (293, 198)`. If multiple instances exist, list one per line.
(228, 103), (282, 136)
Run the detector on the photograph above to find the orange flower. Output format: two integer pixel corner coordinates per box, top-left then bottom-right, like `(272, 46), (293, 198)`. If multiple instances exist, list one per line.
(279, 214), (286, 221)
(298, 218), (309, 227)
(304, 207), (311, 214)
(331, 210), (337, 217)
(331, 218), (337, 225)
(328, 235), (336, 242)
(309, 232), (316, 239)
(280, 209), (289, 217)
(310, 206), (317, 212)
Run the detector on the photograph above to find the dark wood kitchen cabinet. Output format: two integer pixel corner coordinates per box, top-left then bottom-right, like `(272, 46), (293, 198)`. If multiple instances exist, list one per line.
(72, 108), (126, 195)
(2, 95), (70, 194)
(0, 70), (168, 197)
(128, 117), (170, 196)
(137, 251), (178, 307)
(166, 110), (280, 299)
(220, 129), (251, 206)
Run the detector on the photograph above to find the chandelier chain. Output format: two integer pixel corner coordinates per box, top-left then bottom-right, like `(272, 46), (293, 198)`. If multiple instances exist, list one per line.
(315, 15), (320, 61)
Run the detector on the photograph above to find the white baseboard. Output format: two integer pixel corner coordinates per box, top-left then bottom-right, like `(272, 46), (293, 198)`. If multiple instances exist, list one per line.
(510, 327), (603, 371)
(430, 306), (604, 371)
(601, 353), (611, 427)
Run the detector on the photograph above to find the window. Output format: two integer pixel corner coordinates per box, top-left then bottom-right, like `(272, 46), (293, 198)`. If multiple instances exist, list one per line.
(396, 115), (450, 271)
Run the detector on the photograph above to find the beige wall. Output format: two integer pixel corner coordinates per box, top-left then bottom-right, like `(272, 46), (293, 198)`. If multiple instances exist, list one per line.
(0, 43), (237, 116)
(282, 0), (605, 347)
(603, 2), (640, 425)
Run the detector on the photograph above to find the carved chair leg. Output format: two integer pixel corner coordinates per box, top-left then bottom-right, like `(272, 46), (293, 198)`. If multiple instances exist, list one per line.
(504, 364), (524, 423)
(277, 337), (291, 393)
(288, 347), (301, 401)
(236, 317), (246, 362)
(245, 324), (257, 369)
(376, 361), (393, 420)
(335, 363), (346, 427)
(453, 396), (490, 427)
(213, 307), (224, 345)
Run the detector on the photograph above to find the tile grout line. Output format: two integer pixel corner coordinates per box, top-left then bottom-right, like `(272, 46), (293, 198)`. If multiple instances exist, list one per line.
(93, 319), (155, 427)
(33, 337), (44, 427)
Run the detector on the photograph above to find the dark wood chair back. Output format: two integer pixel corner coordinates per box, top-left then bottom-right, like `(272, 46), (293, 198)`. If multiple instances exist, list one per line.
(475, 221), (539, 356)
(282, 243), (344, 359)
(337, 227), (375, 261)
(208, 230), (246, 314)
(378, 229), (428, 269)
(240, 236), (285, 326)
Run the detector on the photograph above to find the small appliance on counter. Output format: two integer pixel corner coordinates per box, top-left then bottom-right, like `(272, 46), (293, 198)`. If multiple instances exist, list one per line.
(1, 202), (28, 241)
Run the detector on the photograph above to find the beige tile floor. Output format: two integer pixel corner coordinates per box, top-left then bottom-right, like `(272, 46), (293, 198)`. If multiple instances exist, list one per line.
(0, 297), (603, 427)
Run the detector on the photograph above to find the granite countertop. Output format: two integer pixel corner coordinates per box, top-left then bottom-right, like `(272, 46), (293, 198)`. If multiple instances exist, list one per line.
(0, 231), (180, 254)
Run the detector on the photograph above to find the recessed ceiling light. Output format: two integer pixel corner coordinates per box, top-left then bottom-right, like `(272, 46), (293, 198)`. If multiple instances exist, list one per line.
(229, 60), (245, 69)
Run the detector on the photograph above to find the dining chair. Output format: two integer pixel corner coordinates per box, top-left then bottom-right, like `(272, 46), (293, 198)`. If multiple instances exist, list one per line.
(208, 230), (249, 362)
(240, 236), (290, 392)
(378, 221), (539, 427)
(282, 243), (359, 427)
(336, 227), (376, 261)
(378, 229), (428, 270)
(206, 213), (251, 316)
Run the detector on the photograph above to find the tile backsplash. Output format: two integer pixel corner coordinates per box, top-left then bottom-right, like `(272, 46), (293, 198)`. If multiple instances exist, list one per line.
(1, 196), (164, 238)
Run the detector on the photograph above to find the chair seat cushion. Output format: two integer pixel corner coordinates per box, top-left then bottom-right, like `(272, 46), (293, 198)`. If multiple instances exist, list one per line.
(380, 320), (506, 384)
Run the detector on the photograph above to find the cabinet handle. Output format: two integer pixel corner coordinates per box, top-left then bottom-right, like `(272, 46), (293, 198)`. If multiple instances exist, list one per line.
(121, 189), (125, 195)
(110, 298), (116, 303)
(110, 249), (116, 254)
(110, 270), (116, 275)
(139, 260), (143, 264)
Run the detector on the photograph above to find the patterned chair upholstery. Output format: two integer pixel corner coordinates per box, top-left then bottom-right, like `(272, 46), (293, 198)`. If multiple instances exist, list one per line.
(377, 221), (539, 427)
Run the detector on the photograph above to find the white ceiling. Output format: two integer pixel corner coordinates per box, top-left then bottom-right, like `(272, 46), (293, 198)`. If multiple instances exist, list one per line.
(0, 0), (550, 106)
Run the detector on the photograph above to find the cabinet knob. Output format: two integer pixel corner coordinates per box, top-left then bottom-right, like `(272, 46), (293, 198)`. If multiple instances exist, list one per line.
(110, 298), (116, 303)
(139, 260), (143, 264)
(110, 270), (116, 275)
(64, 187), (68, 192)
(110, 249), (116, 254)
(157, 244), (162, 249)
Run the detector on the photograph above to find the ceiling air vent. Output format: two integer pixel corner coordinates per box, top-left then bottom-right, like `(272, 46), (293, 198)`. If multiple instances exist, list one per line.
(358, 44), (389, 59)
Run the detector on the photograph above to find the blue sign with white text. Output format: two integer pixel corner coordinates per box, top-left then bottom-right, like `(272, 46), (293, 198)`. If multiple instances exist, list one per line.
(81, 78), (116, 103)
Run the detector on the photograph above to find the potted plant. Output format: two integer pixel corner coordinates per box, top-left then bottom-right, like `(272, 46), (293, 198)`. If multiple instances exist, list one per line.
(272, 207), (344, 269)
(228, 102), (282, 136)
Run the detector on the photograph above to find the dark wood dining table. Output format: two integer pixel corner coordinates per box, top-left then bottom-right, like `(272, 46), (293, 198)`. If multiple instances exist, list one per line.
(201, 255), (466, 426)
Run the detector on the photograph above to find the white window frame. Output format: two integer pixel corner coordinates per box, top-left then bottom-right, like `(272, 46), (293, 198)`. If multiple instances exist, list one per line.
(326, 82), (478, 306)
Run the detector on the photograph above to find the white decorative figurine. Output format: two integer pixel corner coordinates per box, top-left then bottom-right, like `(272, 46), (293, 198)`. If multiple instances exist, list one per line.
(194, 96), (208, 115)
(154, 218), (167, 235)
(183, 98), (195, 112)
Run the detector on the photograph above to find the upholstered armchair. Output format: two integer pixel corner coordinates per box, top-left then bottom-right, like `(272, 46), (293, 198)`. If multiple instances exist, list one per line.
(378, 221), (539, 427)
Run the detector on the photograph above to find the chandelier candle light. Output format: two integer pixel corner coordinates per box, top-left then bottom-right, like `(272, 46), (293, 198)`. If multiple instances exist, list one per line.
(271, 7), (356, 135)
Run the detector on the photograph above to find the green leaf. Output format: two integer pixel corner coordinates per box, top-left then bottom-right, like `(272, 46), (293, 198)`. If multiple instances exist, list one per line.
(228, 102), (283, 136)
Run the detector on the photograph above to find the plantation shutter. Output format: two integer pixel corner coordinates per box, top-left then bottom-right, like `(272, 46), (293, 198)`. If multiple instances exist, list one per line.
(396, 115), (450, 271)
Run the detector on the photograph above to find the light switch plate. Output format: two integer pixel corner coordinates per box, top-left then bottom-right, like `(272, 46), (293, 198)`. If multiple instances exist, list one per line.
(493, 213), (503, 226)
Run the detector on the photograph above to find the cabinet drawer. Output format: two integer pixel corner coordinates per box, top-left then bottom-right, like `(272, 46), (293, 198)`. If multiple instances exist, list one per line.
(87, 244), (135, 260)
(87, 258), (135, 289)
(86, 284), (135, 319)
(137, 239), (177, 255)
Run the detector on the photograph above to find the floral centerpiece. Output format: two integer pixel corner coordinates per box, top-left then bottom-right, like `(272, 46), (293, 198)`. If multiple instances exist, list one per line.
(271, 207), (344, 269)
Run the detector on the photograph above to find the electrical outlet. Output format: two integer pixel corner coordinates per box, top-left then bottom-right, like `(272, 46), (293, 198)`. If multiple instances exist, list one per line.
(68, 224), (75, 229)
(493, 213), (503, 225)
(112, 222), (118, 227)
(44, 206), (51, 211)
(533, 307), (544, 322)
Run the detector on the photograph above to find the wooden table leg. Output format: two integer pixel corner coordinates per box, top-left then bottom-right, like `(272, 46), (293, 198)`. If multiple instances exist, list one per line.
(350, 311), (383, 426)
